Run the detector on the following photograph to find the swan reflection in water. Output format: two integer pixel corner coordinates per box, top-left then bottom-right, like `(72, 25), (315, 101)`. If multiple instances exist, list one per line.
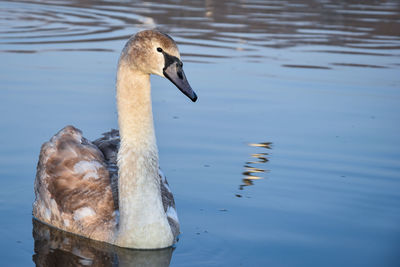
(32, 219), (174, 267)
(237, 142), (272, 197)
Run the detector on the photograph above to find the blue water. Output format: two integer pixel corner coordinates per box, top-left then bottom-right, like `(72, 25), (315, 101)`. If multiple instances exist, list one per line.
(0, 0), (399, 266)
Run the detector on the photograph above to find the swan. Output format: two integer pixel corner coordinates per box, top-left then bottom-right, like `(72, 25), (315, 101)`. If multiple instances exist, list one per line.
(33, 30), (197, 249)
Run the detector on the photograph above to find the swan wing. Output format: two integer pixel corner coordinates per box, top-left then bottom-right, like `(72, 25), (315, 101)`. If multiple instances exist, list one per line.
(159, 169), (180, 237)
(92, 129), (119, 210)
(33, 126), (117, 242)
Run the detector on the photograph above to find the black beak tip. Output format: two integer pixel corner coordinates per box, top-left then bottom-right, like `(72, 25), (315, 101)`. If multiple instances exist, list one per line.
(191, 92), (198, 102)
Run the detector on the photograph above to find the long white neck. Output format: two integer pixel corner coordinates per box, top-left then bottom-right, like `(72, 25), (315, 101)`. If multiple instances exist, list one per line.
(114, 61), (173, 249)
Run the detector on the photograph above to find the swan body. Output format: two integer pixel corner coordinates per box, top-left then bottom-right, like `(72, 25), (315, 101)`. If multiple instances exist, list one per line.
(33, 30), (197, 249)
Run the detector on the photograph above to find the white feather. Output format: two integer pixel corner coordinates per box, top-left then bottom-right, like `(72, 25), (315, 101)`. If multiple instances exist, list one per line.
(73, 207), (96, 221)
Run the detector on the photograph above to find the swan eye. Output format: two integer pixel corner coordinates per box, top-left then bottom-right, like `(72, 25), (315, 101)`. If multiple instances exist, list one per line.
(157, 47), (163, 52)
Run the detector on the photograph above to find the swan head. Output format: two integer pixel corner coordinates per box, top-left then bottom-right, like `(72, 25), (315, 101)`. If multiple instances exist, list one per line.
(121, 30), (197, 102)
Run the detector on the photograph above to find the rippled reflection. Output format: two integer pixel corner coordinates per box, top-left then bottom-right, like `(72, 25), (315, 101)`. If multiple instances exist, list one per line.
(237, 142), (272, 197)
(32, 219), (174, 267)
(1, 0), (399, 66)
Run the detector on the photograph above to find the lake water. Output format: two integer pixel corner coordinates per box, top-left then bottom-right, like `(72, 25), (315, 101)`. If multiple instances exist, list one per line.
(0, 0), (400, 266)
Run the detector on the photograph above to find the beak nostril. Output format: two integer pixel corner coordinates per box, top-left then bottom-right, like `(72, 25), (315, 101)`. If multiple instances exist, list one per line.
(177, 70), (183, 80)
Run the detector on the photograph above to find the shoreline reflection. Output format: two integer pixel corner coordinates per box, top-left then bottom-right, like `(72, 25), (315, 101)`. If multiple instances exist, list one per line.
(1, 0), (399, 68)
(32, 219), (174, 267)
(236, 142), (272, 197)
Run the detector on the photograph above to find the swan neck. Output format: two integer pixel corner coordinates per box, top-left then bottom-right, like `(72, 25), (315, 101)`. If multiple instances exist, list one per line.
(115, 63), (173, 248)
(116, 64), (155, 150)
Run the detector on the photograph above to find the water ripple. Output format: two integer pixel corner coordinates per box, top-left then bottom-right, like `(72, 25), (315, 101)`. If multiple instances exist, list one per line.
(1, 0), (399, 66)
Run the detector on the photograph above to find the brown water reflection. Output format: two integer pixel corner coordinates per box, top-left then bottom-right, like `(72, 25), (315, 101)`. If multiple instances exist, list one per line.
(1, 0), (399, 65)
(237, 142), (272, 197)
(32, 219), (174, 267)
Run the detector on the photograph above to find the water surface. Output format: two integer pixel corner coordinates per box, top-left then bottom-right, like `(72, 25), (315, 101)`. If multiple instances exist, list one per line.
(0, 0), (400, 266)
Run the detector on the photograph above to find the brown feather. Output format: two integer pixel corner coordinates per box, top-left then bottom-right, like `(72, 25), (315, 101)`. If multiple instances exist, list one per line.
(33, 125), (179, 242)
(33, 126), (117, 242)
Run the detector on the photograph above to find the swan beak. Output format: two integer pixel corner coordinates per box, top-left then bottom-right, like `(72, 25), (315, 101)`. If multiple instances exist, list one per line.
(163, 60), (197, 102)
